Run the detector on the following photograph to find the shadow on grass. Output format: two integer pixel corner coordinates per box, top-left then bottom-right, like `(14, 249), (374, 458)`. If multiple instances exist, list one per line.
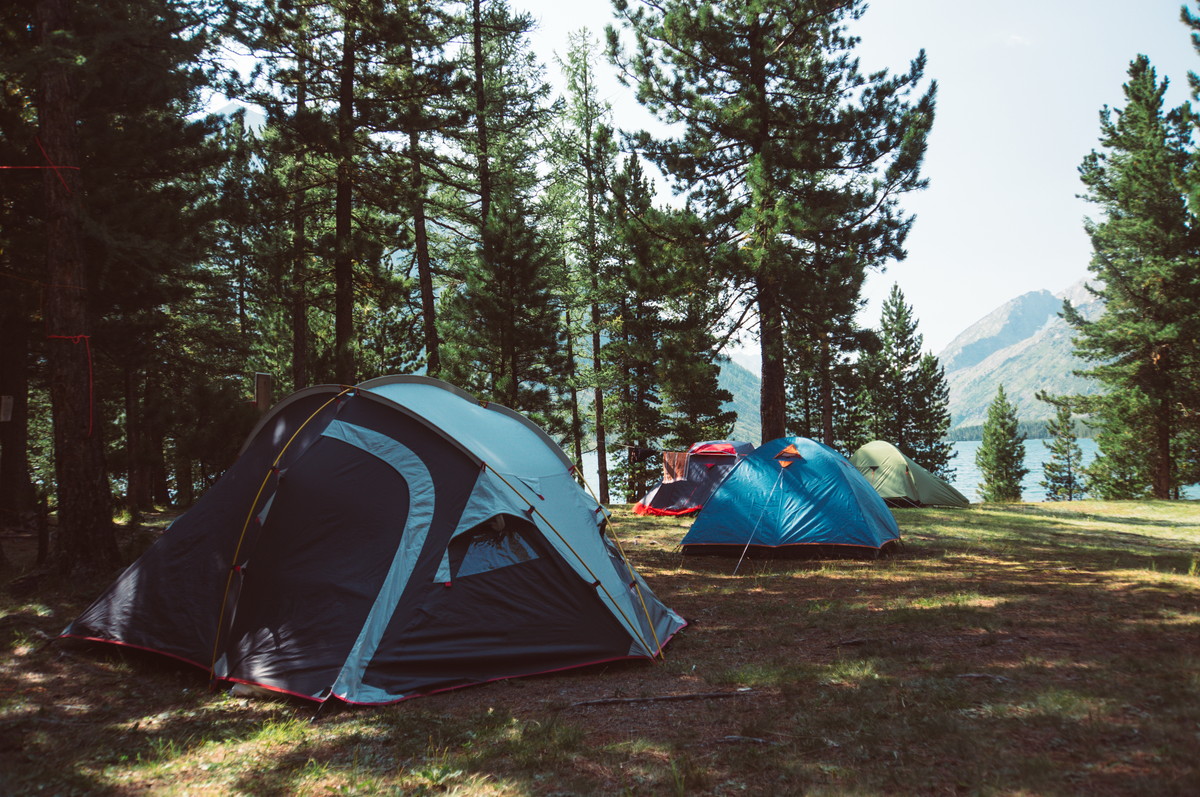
(3, 504), (1198, 795)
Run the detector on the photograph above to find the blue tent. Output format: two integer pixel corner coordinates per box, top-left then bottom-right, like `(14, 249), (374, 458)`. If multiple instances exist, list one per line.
(681, 437), (901, 557)
(64, 376), (685, 704)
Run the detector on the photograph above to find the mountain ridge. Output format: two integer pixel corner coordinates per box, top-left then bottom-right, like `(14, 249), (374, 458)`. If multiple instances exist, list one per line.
(939, 278), (1105, 432)
(714, 278), (1105, 440)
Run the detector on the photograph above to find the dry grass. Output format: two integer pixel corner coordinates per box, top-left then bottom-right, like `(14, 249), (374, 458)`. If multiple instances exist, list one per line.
(2, 501), (1199, 795)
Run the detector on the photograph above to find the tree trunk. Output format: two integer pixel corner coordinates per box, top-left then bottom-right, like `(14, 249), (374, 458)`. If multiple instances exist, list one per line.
(175, 454), (194, 508)
(1153, 393), (1172, 499)
(748, 21), (786, 443)
(591, 318), (608, 503)
(565, 303), (583, 466)
(124, 367), (152, 511)
(471, 0), (492, 243)
(38, 0), (118, 575)
(758, 276), (786, 441)
(409, 130), (440, 377)
(0, 305), (35, 536)
(148, 416), (170, 507)
(820, 334), (834, 445)
(333, 17), (357, 384)
(291, 26), (310, 391)
(0, 304), (32, 568)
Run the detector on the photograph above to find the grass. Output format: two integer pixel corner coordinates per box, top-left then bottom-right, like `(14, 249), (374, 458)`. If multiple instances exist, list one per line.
(1, 500), (1199, 794)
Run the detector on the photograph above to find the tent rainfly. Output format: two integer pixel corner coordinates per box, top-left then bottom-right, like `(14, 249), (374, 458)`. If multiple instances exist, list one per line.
(63, 376), (686, 705)
(633, 440), (754, 516)
(850, 440), (970, 507)
(681, 437), (901, 558)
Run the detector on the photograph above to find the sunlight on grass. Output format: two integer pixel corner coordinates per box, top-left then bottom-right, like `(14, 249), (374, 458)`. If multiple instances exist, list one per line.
(1024, 688), (1112, 722)
(603, 736), (667, 757)
(1137, 609), (1200, 628)
(7, 500), (1200, 795)
(887, 591), (1004, 610)
(710, 662), (797, 687)
(246, 716), (308, 745)
(821, 658), (882, 686)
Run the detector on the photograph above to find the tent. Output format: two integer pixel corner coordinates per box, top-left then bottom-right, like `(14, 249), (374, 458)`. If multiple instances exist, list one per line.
(850, 440), (970, 507)
(633, 440), (754, 516)
(680, 437), (901, 557)
(62, 376), (685, 705)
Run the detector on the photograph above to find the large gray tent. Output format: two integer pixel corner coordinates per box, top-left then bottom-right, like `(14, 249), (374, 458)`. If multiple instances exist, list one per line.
(63, 376), (685, 704)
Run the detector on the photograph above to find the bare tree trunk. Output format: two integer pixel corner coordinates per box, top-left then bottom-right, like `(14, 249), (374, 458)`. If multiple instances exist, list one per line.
(124, 367), (152, 512)
(471, 0), (492, 242)
(409, 129), (440, 376)
(290, 25), (310, 391)
(38, 0), (118, 575)
(0, 305), (35, 538)
(333, 17), (356, 384)
(758, 277), (786, 442)
(564, 303), (583, 465)
(0, 305), (32, 568)
(1153, 394), (1172, 500)
(820, 334), (834, 445)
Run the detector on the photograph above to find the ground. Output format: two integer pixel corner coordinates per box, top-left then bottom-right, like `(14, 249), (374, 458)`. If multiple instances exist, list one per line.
(1, 502), (1198, 795)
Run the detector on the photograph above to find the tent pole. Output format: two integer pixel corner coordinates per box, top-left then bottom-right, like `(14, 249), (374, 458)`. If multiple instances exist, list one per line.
(733, 469), (786, 575)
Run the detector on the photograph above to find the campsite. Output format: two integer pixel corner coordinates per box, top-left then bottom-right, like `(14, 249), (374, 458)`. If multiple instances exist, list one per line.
(4, 0), (1200, 793)
(3, 499), (1198, 795)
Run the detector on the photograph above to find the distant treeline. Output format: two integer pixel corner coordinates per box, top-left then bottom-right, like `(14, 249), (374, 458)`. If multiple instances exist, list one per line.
(946, 418), (1094, 442)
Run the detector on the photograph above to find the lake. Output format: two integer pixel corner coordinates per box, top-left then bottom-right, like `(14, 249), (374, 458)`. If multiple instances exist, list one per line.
(585, 439), (1199, 503)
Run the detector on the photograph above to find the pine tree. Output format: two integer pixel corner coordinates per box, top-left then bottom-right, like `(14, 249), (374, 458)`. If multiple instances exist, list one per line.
(231, 0), (449, 386)
(608, 0), (935, 442)
(1079, 388), (1156, 500)
(1067, 55), (1200, 499)
(22, 0), (249, 526)
(859, 285), (954, 476)
(975, 385), (1027, 502)
(785, 328), (871, 451)
(437, 0), (564, 428)
(0, 0), (42, 544)
(228, 0), (333, 389)
(34, 0), (118, 573)
(1039, 402), (1086, 501)
(439, 192), (566, 432)
(602, 155), (670, 501)
(77, 0), (236, 516)
(550, 29), (620, 500)
(653, 207), (737, 448)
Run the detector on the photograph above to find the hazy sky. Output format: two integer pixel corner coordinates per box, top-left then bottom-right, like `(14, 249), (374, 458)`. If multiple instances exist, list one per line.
(517, 0), (1200, 360)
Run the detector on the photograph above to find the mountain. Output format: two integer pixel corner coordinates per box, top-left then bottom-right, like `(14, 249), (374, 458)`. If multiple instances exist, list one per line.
(710, 277), (1105, 442)
(718, 359), (762, 445)
(939, 279), (1105, 433)
(938, 290), (1065, 373)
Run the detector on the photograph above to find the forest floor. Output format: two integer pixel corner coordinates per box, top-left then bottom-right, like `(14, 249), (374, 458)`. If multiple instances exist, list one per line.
(1, 501), (1199, 795)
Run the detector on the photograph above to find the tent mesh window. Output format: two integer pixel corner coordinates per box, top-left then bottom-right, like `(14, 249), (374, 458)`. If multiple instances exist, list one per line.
(451, 515), (541, 579)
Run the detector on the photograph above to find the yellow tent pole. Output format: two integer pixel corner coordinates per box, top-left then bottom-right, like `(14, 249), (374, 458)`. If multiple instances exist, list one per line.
(483, 464), (661, 657)
(208, 387), (353, 679)
(557, 463), (664, 658)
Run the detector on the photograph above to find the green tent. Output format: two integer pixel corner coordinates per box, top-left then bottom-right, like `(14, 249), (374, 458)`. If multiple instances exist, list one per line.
(850, 441), (969, 508)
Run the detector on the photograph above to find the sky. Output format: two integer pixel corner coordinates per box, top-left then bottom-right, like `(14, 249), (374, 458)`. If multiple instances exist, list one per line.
(515, 0), (1200, 363)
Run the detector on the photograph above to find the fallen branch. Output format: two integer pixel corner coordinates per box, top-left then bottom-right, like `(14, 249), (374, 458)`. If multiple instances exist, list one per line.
(831, 637), (881, 647)
(570, 690), (752, 707)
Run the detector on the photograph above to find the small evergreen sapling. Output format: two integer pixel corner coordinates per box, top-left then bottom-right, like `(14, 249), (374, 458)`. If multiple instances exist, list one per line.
(976, 385), (1027, 502)
(1040, 404), (1086, 501)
